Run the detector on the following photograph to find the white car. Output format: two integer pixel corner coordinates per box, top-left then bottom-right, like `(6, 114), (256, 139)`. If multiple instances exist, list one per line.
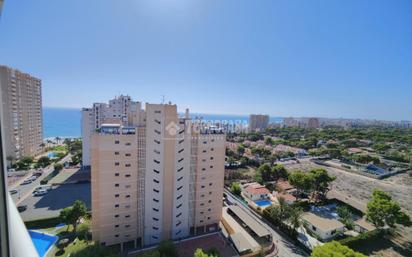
(33, 189), (47, 196)
(34, 185), (51, 192)
(20, 180), (32, 185)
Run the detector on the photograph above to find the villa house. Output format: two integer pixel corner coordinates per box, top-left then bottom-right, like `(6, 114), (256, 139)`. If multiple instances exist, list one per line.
(302, 212), (345, 241)
(242, 183), (271, 201)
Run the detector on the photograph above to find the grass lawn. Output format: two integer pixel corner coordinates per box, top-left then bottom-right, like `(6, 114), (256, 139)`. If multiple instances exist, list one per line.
(50, 145), (67, 152)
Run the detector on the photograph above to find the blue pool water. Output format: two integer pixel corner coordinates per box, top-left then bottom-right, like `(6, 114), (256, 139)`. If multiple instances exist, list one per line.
(255, 200), (272, 207)
(47, 152), (57, 158)
(29, 230), (58, 257)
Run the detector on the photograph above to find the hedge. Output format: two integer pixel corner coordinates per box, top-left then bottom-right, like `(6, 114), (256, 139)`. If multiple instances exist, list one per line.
(339, 229), (383, 249)
(24, 216), (62, 229)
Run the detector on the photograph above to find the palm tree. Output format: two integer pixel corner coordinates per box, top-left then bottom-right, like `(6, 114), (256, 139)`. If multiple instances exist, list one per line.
(6, 155), (15, 168)
(39, 143), (45, 153)
(278, 197), (288, 218)
(288, 207), (303, 237)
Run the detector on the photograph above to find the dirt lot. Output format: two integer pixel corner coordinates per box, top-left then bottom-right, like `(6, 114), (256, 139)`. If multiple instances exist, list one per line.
(284, 159), (412, 256)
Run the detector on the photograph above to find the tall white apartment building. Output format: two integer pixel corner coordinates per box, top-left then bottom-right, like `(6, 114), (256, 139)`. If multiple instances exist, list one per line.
(82, 95), (142, 167)
(0, 65), (42, 160)
(87, 97), (226, 248)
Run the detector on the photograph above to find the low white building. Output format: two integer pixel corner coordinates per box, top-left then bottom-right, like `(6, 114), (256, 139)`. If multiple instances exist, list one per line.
(242, 183), (270, 201)
(302, 212), (344, 241)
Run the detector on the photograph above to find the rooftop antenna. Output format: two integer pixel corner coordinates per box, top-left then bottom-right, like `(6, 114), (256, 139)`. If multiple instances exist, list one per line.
(162, 95), (165, 104)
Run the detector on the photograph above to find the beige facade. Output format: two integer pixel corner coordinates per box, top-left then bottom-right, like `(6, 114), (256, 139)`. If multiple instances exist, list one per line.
(90, 100), (226, 248)
(249, 114), (269, 132)
(0, 65), (42, 160)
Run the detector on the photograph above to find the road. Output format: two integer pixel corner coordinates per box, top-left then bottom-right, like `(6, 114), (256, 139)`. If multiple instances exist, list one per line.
(10, 154), (72, 206)
(224, 189), (309, 257)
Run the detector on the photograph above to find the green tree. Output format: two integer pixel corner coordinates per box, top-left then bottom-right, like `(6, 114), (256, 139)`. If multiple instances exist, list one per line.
(54, 162), (64, 172)
(272, 164), (288, 180)
(77, 222), (90, 241)
(142, 251), (161, 257)
(366, 189), (411, 229)
(194, 248), (219, 257)
(288, 171), (313, 200)
(230, 182), (241, 196)
(37, 156), (51, 168)
(288, 206), (303, 236)
(255, 163), (273, 183)
(17, 156), (34, 170)
(311, 241), (366, 257)
(309, 168), (335, 201)
(157, 240), (178, 257)
(237, 145), (245, 155)
(337, 206), (354, 229)
(265, 137), (273, 145)
(59, 200), (87, 232)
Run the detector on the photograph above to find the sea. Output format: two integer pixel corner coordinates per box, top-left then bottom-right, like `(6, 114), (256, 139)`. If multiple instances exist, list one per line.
(43, 107), (283, 138)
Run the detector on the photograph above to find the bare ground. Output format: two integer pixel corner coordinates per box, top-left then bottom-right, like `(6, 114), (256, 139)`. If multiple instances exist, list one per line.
(284, 159), (412, 256)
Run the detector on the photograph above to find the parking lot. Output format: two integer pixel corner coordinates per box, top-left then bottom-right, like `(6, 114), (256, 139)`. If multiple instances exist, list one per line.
(18, 182), (91, 221)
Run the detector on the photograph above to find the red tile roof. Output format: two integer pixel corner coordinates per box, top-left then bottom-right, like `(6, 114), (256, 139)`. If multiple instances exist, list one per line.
(244, 185), (270, 195)
(276, 180), (293, 191)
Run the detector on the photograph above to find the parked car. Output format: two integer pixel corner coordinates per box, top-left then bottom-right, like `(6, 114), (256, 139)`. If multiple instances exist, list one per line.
(34, 185), (51, 192)
(33, 189), (47, 196)
(28, 176), (37, 181)
(20, 180), (32, 185)
(17, 205), (27, 212)
(9, 189), (18, 195)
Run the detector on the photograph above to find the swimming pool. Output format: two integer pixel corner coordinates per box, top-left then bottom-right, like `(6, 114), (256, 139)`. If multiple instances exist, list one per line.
(47, 152), (57, 158)
(29, 230), (58, 257)
(254, 200), (272, 207)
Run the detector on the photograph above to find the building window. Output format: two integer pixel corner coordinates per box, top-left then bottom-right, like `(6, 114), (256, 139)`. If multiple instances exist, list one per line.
(202, 150), (207, 153)
(115, 235), (119, 238)
(153, 189), (159, 193)
(125, 225), (131, 228)
(115, 173), (119, 176)
(115, 204), (119, 208)
(153, 217), (159, 221)
(211, 148), (214, 151)
(114, 151), (119, 155)
(125, 153), (131, 157)
(202, 168), (206, 171)
(125, 142), (131, 146)
(125, 163), (131, 167)
(125, 195), (130, 198)
(114, 214), (119, 218)
(153, 208), (159, 212)
(177, 195), (182, 200)
(210, 157), (214, 160)
(210, 165), (213, 168)
(177, 204), (182, 209)
(115, 162), (119, 166)
(125, 174), (131, 177)
(115, 140), (119, 144)
(153, 179), (159, 184)
(209, 183), (213, 186)
(125, 215), (130, 218)
(115, 194), (119, 198)
(115, 225), (119, 228)
(154, 169), (160, 174)
(153, 198), (159, 203)
(115, 183), (119, 187)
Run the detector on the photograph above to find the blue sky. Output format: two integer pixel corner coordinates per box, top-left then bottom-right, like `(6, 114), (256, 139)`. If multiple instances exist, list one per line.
(0, 0), (411, 121)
